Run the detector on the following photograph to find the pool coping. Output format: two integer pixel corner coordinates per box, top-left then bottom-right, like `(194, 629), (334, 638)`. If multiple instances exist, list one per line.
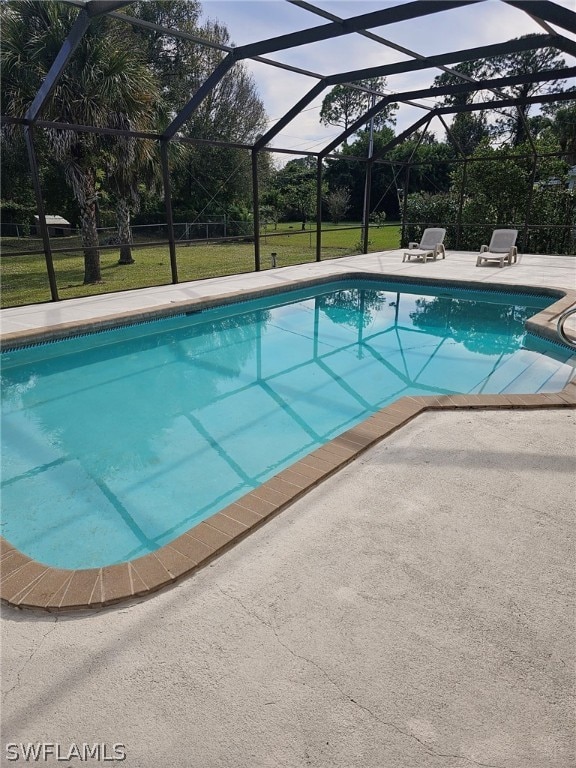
(2, 273), (576, 612)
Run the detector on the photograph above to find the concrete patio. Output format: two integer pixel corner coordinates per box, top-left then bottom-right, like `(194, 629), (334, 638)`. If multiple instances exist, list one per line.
(1, 250), (575, 767)
(1, 249), (576, 337)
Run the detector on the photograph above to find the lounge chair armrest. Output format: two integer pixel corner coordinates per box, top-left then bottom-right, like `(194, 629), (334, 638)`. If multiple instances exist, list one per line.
(408, 242), (419, 249)
(480, 245), (488, 253)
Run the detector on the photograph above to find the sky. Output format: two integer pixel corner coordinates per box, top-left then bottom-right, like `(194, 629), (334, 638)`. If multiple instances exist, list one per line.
(198, 0), (576, 163)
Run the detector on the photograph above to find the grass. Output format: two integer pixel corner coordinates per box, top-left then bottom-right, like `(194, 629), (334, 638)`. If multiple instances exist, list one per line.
(0, 222), (401, 308)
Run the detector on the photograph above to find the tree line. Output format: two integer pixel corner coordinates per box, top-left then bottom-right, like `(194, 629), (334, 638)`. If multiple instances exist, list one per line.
(271, 44), (575, 243)
(2, 1), (575, 283)
(1, 0), (270, 282)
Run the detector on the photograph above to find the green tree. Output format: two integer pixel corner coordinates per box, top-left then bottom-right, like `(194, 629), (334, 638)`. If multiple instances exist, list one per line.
(324, 186), (351, 224)
(323, 126), (456, 224)
(404, 192), (459, 247)
(324, 126), (397, 220)
(1, 1), (159, 283)
(129, 1), (269, 221)
(449, 113), (491, 156)
(273, 158), (323, 230)
(433, 60), (491, 155)
(103, 132), (162, 264)
(433, 37), (569, 148)
(549, 103), (576, 165)
(0, 128), (37, 228)
(487, 38), (568, 146)
(388, 135), (457, 197)
(406, 137), (574, 254)
(320, 78), (397, 141)
(447, 142), (532, 248)
(129, 1), (203, 111)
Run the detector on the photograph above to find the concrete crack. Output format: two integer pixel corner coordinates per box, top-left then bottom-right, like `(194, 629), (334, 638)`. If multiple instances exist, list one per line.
(2, 617), (59, 703)
(219, 587), (507, 768)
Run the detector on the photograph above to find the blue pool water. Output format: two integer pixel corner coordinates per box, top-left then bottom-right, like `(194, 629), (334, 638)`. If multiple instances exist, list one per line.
(1, 279), (574, 569)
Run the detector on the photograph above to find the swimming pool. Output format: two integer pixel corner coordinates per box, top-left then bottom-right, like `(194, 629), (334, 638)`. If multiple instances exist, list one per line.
(1, 278), (574, 570)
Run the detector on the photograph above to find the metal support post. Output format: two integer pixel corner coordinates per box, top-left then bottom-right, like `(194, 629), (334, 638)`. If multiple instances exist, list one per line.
(362, 93), (376, 254)
(316, 156), (323, 261)
(160, 140), (178, 284)
(252, 149), (261, 271)
(456, 159), (467, 249)
(24, 126), (59, 301)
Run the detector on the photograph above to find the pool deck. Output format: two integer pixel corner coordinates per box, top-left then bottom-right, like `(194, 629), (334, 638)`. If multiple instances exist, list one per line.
(1, 249), (576, 766)
(2, 248), (576, 342)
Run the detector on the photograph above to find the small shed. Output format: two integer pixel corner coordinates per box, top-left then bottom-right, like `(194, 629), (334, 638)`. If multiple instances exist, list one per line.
(34, 215), (72, 237)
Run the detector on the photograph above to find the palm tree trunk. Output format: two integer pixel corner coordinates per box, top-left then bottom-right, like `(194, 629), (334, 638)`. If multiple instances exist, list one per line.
(77, 170), (101, 283)
(116, 197), (134, 264)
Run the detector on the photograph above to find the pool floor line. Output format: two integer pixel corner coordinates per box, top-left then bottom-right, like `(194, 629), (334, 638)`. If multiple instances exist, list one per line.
(2, 383), (575, 612)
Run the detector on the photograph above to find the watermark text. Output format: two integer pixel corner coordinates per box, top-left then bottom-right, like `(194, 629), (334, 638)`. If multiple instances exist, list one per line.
(5, 743), (127, 762)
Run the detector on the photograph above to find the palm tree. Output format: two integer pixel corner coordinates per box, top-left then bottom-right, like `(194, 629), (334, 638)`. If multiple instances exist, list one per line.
(103, 128), (160, 265)
(1, 1), (159, 283)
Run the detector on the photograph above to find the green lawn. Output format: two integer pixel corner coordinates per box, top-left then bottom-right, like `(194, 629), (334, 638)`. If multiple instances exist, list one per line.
(0, 223), (400, 308)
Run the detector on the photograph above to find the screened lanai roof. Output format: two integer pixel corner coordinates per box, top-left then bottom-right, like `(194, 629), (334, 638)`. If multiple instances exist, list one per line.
(7, 0), (576, 161)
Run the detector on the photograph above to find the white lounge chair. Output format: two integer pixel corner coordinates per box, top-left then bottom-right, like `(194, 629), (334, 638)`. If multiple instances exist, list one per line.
(402, 228), (446, 262)
(476, 229), (518, 268)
